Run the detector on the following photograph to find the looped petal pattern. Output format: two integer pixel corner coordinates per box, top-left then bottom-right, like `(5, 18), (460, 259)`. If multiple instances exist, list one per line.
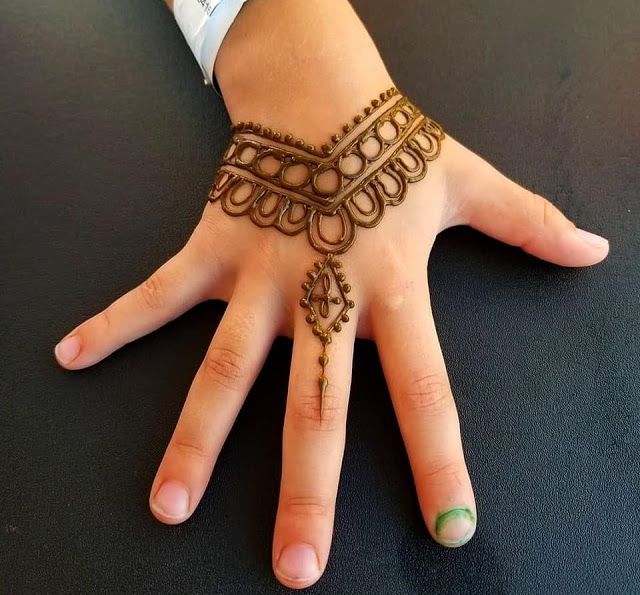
(208, 90), (445, 254)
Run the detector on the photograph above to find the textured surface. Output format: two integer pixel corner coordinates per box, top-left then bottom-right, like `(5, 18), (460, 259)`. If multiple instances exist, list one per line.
(1, 1), (639, 593)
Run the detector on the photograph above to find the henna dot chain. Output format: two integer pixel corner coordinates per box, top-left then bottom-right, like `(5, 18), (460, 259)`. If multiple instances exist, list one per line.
(208, 88), (445, 417)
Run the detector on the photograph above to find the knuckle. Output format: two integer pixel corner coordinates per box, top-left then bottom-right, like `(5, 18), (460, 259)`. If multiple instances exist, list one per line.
(250, 238), (282, 284)
(541, 196), (554, 228)
(530, 192), (553, 227)
(195, 205), (239, 260)
(377, 284), (410, 314)
(288, 388), (346, 433)
(419, 460), (468, 489)
(400, 372), (453, 417)
(368, 243), (427, 315)
(193, 216), (221, 253)
(280, 494), (333, 519)
(93, 307), (112, 334)
(171, 437), (210, 463)
(76, 307), (112, 344)
(528, 191), (569, 230)
(202, 346), (245, 390)
(139, 271), (169, 310)
(519, 191), (573, 249)
(196, 201), (220, 235)
(374, 271), (418, 315)
(182, 233), (209, 267)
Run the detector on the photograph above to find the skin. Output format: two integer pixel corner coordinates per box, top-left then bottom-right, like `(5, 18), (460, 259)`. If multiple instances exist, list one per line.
(55, 0), (610, 589)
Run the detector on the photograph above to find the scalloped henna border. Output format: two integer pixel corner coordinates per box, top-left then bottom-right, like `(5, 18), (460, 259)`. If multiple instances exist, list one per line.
(208, 89), (446, 255)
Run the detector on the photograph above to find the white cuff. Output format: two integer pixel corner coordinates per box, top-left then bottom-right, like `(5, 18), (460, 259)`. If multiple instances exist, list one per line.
(173, 0), (250, 86)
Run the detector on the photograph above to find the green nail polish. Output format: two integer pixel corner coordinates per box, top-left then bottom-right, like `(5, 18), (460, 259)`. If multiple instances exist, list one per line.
(435, 507), (476, 547)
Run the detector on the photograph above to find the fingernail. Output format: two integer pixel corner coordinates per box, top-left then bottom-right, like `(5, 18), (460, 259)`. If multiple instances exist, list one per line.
(151, 481), (190, 519)
(435, 507), (476, 547)
(54, 335), (81, 365)
(276, 543), (320, 581)
(575, 228), (609, 250)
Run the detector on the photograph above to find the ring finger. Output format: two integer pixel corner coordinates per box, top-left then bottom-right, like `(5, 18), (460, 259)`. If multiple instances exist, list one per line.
(149, 273), (283, 524)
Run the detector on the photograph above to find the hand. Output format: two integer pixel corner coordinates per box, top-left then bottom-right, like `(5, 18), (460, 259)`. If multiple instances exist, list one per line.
(54, 0), (609, 589)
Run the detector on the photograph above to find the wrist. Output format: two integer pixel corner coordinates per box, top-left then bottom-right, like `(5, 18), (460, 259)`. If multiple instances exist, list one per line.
(214, 0), (394, 145)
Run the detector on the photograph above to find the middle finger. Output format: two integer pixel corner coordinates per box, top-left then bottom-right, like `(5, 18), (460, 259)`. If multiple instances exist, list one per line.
(272, 285), (358, 589)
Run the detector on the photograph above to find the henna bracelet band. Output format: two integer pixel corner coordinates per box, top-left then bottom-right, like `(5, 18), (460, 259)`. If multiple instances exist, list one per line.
(208, 88), (445, 416)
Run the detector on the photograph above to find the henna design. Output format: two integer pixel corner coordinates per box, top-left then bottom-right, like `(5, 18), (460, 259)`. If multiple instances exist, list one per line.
(299, 255), (354, 416)
(209, 88), (445, 254)
(208, 88), (445, 416)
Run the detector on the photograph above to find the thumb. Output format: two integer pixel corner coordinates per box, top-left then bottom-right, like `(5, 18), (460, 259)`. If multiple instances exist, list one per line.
(449, 144), (609, 267)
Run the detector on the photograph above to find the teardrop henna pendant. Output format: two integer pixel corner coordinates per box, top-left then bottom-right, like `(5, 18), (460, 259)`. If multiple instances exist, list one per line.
(208, 88), (445, 416)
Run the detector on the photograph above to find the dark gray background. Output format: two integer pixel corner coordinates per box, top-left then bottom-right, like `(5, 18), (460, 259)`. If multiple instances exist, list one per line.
(1, 0), (639, 593)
